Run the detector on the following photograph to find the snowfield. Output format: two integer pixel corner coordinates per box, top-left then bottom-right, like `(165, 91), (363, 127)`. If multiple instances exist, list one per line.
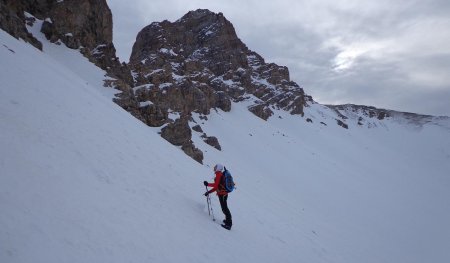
(1, 28), (450, 263)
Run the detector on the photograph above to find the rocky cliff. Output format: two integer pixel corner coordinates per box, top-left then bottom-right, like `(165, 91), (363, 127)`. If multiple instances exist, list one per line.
(122, 9), (314, 162)
(0, 0), (42, 50)
(129, 9), (311, 122)
(0, 0), (133, 91)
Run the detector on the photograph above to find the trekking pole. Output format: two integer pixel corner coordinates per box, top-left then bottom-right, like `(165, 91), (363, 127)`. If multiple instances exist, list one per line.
(205, 186), (215, 221)
(209, 195), (216, 221)
(205, 186), (211, 217)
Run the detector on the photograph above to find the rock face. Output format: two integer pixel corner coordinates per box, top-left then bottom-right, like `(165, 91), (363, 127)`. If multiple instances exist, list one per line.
(40, 0), (133, 88)
(128, 9), (311, 123)
(1, 0), (133, 91)
(40, 0), (113, 50)
(0, 0), (42, 50)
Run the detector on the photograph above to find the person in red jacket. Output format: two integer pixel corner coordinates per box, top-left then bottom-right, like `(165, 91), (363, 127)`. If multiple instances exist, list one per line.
(204, 163), (232, 230)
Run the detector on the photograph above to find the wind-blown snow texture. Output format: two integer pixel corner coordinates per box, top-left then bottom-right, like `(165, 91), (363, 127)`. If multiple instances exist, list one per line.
(1, 26), (450, 263)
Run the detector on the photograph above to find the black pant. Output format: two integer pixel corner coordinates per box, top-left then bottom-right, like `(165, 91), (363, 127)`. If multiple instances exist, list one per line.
(218, 194), (232, 226)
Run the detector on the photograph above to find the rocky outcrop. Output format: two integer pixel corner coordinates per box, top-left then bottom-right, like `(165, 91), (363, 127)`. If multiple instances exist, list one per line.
(161, 117), (192, 146)
(329, 104), (391, 121)
(192, 124), (204, 133)
(248, 104), (274, 121)
(0, 0), (42, 50)
(160, 116), (203, 163)
(0, 0), (133, 92)
(181, 143), (204, 164)
(202, 135), (221, 151)
(39, 0), (112, 50)
(38, 0), (133, 88)
(336, 119), (349, 129)
(327, 104), (450, 129)
(128, 9), (311, 123)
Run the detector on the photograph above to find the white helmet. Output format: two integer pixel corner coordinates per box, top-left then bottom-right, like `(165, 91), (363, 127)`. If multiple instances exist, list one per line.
(214, 163), (224, 172)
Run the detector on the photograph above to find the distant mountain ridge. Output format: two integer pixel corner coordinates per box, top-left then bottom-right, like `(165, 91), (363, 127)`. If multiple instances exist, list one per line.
(328, 104), (450, 130)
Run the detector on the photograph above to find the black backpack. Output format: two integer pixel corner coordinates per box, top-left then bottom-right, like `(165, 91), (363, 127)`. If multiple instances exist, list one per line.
(220, 167), (235, 193)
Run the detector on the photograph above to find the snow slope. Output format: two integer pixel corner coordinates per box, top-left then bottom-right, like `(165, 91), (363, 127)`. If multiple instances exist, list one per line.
(1, 27), (450, 263)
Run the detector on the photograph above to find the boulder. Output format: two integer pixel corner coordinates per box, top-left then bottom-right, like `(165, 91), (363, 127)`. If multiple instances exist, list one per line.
(248, 104), (273, 121)
(160, 116), (192, 146)
(181, 142), (204, 164)
(203, 136), (221, 151)
(192, 125), (203, 133)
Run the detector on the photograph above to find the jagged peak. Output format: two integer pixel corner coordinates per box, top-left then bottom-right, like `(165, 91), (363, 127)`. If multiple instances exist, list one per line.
(131, 9), (243, 64)
(176, 9), (233, 39)
(135, 9), (233, 43)
(177, 9), (224, 22)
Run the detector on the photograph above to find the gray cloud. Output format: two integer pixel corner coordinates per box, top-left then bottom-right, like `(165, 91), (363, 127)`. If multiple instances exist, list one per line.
(106, 0), (450, 116)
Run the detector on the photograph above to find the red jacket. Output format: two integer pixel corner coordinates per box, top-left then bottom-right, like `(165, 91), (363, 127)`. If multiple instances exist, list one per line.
(207, 171), (228, 196)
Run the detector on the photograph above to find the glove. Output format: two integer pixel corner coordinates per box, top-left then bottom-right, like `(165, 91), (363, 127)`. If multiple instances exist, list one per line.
(203, 181), (208, 186)
(204, 191), (209, 197)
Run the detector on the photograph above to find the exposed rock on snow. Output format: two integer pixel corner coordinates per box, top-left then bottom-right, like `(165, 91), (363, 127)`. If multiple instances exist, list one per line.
(202, 135), (221, 151)
(328, 104), (450, 129)
(192, 124), (204, 133)
(160, 115), (203, 163)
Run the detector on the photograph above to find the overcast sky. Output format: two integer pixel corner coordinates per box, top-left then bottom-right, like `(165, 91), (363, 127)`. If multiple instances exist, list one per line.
(107, 0), (450, 116)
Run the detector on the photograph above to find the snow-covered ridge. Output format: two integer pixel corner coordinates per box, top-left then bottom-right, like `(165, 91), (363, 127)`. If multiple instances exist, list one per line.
(328, 104), (450, 130)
